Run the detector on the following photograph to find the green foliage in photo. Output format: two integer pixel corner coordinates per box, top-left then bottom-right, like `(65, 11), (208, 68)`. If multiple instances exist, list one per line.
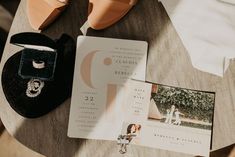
(152, 85), (215, 123)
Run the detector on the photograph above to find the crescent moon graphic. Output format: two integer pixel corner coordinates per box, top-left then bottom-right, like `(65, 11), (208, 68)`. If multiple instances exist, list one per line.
(80, 50), (98, 88)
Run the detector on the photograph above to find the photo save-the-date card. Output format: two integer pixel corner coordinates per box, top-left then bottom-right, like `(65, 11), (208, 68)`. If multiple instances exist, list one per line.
(68, 36), (148, 140)
(119, 80), (215, 157)
(68, 36), (215, 157)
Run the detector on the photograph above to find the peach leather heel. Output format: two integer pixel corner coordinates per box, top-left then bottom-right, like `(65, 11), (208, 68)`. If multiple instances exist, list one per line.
(27, 0), (69, 30)
(88, 0), (138, 30)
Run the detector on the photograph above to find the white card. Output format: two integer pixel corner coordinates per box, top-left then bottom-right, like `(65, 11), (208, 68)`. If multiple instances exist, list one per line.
(120, 80), (214, 157)
(159, 0), (235, 76)
(68, 36), (148, 140)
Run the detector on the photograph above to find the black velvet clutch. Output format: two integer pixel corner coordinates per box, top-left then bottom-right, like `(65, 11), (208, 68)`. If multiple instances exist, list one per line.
(1, 33), (76, 118)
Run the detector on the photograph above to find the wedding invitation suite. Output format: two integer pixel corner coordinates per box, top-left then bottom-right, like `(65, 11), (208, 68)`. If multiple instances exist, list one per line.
(68, 36), (215, 157)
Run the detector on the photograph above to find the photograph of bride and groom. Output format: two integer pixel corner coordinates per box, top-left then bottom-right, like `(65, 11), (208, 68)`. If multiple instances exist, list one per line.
(148, 84), (215, 130)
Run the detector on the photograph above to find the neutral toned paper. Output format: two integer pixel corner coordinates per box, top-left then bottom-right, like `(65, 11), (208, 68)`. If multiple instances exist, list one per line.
(68, 36), (148, 140)
(121, 81), (214, 157)
(159, 0), (235, 76)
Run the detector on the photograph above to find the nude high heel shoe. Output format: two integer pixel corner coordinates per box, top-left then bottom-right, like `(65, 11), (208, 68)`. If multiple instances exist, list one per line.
(87, 0), (138, 30)
(27, 0), (69, 30)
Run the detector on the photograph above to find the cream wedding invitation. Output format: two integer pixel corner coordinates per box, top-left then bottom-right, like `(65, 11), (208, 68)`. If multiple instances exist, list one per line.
(68, 36), (148, 140)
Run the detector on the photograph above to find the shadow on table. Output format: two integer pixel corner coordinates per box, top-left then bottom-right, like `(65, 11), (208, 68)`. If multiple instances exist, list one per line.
(196, 144), (235, 157)
(10, 0), (210, 157)
(0, 119), (4, 136)
(210, 144), (235, 157)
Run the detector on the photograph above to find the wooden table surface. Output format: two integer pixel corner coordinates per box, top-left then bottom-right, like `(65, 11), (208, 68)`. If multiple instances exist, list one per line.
(0, 0), (235, 157)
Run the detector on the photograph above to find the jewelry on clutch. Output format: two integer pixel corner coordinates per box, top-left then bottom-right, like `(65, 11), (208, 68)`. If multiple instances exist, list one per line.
(32, 60), (46, 69)
(26, 79), (45, 98)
